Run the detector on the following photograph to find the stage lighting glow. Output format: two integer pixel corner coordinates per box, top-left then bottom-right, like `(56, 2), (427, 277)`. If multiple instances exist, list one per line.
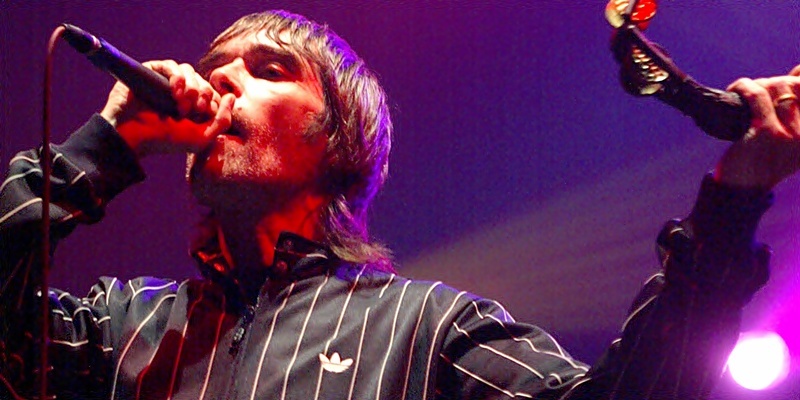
(727, 331), (790, 390)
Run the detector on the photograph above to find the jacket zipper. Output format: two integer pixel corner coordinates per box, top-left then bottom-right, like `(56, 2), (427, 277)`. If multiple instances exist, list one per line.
(229, 303), (256, 356)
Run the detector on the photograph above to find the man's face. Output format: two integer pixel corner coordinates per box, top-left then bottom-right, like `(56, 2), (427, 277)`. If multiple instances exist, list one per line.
(188, 31), (327, 207)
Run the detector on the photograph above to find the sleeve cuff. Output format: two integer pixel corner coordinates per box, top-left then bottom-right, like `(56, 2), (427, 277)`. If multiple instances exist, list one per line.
(55, 114), (146, 201)
(656, 174), (773, 306)
(686, 173), (774, 248)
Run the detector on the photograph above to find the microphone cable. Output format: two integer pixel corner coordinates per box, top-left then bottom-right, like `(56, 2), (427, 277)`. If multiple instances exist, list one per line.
(36, 24), (67, 400)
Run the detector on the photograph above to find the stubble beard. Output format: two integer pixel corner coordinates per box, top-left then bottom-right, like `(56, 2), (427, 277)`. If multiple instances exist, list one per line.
(189, 115), (282, 210)
(189, 109), (328, 214)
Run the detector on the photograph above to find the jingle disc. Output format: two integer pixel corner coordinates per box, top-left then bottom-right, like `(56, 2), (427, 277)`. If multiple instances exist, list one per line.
(605, 0), (657, 30)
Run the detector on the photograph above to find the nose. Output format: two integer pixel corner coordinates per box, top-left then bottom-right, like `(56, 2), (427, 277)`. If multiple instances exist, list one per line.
(209, 58), (245, 97)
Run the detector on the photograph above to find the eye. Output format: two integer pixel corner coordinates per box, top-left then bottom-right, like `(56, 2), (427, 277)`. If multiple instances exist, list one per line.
(253, 62), (288, 80)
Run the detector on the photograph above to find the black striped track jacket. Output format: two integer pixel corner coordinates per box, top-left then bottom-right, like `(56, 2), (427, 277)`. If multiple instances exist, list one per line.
(0, 115), (772, 399)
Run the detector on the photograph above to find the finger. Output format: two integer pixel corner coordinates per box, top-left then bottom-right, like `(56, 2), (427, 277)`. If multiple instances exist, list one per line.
(143, 60), (192, 115)
(774, 99), (800, 138)
(178, 63), (202, 116)
(790, 64), (800, 77)
(209, 91), (222, 115)
(194, 76), (217, 114)
(143, 59), (182, 79)
(144, 60), (193, 117)
(203, 93), (235, 140)
(759, 77), (800, 137)
(180, 63), (220, 121)
(727, 77), (778, 131)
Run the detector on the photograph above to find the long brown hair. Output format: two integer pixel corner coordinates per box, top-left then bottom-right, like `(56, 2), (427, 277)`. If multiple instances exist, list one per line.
(197, 10), (394, 272)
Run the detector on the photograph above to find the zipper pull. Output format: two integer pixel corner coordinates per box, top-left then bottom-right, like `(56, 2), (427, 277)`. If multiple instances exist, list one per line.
(229, 305), (255, 356)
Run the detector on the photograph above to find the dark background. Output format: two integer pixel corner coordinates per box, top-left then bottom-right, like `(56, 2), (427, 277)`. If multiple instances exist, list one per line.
(2, 1), (799, 398)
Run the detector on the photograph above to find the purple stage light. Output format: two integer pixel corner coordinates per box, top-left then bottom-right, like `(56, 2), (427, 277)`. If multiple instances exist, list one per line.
(727, 331), (790, 391)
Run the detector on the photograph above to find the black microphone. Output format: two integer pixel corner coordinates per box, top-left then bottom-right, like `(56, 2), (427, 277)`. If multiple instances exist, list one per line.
(61, 23), (180, 118)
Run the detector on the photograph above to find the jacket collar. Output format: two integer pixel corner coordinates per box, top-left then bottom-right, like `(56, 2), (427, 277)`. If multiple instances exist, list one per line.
(192, 230), (336, 305)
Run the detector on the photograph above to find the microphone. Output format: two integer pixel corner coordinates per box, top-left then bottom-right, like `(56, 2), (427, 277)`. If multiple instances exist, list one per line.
(61, 23), (180, 118)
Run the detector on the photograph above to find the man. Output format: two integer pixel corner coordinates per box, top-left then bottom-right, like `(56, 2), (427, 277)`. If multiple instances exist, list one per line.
(1, 9), (798, 399)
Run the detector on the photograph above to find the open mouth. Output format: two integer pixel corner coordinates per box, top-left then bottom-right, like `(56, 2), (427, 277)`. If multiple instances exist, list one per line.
(226, 113), (249, 139)
(224, 124), (243, 138)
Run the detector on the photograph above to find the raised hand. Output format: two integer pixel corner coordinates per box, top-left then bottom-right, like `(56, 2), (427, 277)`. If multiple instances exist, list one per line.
(100, 59), (235, 157)
(714, 66), (800, 190)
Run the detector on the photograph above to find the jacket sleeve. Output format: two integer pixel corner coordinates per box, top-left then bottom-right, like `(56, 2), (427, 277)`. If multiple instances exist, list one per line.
(437, 175), (772, 399)
(0, 114), (146, 398)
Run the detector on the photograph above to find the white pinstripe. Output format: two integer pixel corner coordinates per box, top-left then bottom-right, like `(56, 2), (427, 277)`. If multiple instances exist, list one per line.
(441, 354), (534, 398)
(313, 266), (367, 400)
(400, 281), (442, 400)
(548, 372), (564, 385)
(452, 322), (545, 379)
(621, 295), (657, 333)
(375, 279), (411, 400)
(104, 277), (117, 305)
(468, 302), (588, 372)
(198, 294), (227, 400)
(8, 155), (38, 165)
(0, 198), (42, 225)
(51, 339), (89, 347)
(0, 169), (41, 195)
(69, 170), (87, 186)
(280, 274), (331, 400)
(610, 293), (662, 399)
(8, 153), (62, 166)
(131, 281), (177, 302)
(422, 291), (467, 400)
(249, 282), (297, 400)
(71, 306), (91, 318)
(165, 286), (206, 400)
(378, 274), (396, 298)
(132, 282), (188, 400)
(89, 291), (104, 306)
(491, 299), (514, 322)
(51, 309), (72, 322)
(106, 277), (118, 306)
(347, 307), (370, 400)
(642, 272), (664, 287)
(110, 293), (177, 400)
(556, 376), (592, 400)
(540, 331), (570, 358)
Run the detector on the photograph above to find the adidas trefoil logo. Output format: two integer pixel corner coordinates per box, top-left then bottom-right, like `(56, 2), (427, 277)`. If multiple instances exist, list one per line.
(319, 352), (353, 373)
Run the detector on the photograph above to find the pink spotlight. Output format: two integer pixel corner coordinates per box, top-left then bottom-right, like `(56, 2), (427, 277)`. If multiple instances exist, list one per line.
(727, 331), (790, 390)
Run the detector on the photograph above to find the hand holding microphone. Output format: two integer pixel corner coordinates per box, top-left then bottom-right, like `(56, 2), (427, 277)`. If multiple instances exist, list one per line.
(62, 24), (234, 157)
(99, 59), (234, 157)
